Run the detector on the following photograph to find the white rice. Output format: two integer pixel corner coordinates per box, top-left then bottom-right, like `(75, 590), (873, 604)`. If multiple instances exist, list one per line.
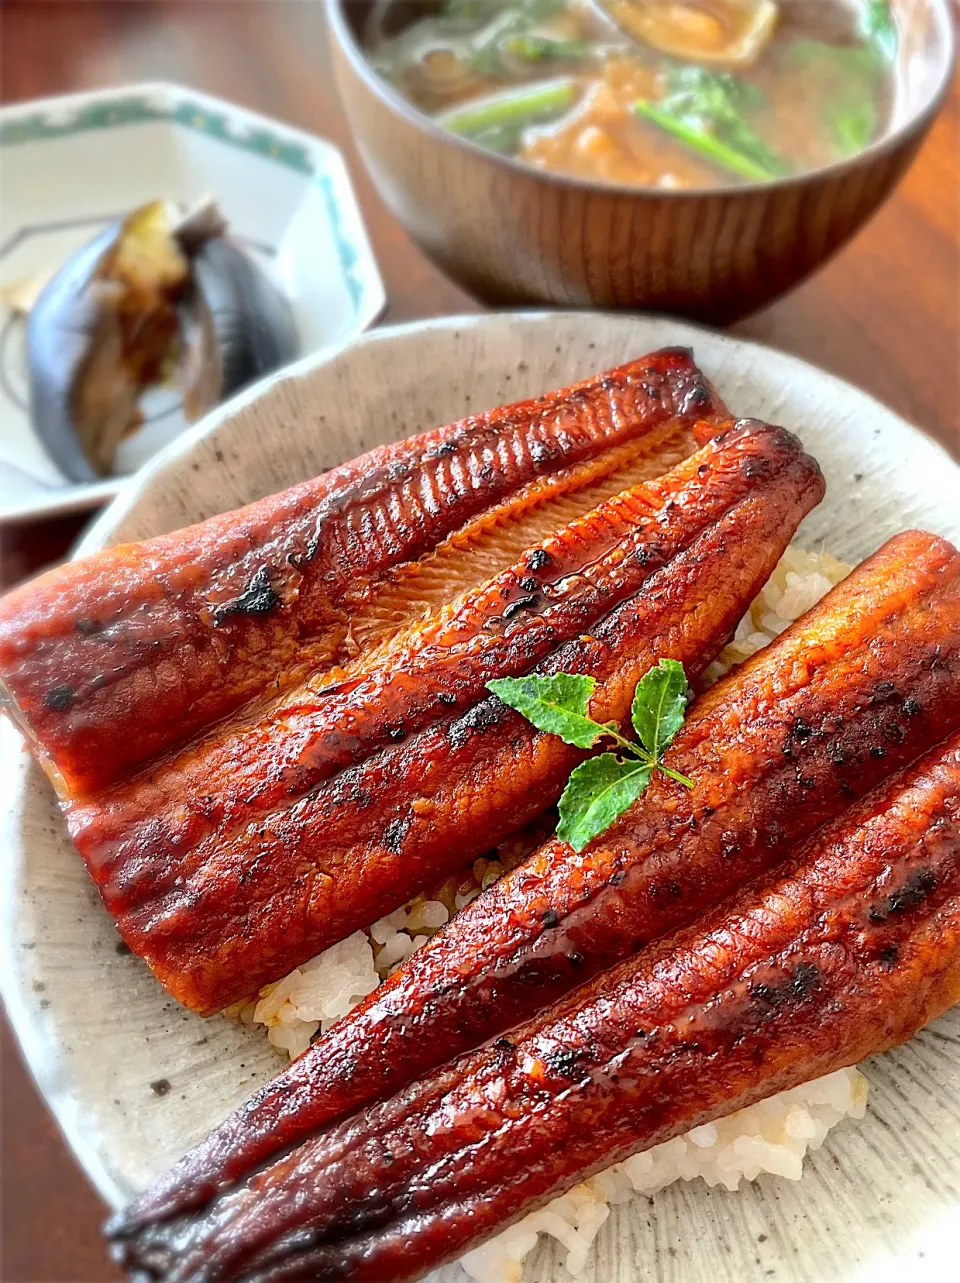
(702, 543), (850, 684)
(230, 545), (858, 1281)
(459, 1065), (868, 1283)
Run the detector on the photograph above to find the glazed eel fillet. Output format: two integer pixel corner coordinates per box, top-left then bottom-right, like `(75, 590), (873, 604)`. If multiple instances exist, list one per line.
(0, 348), (727, 799)
(117, 529), (960, 1234)
(62, 418), (819, 1013)
(109, 729), (960, 1283)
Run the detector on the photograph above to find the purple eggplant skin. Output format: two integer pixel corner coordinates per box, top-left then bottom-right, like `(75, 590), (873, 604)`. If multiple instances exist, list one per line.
(27, 207), (298, 481)
(181, 238), (299, 422)
(27, 221), (126, 484)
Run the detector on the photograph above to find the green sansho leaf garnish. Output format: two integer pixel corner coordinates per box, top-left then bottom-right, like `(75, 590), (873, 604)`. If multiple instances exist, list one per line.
(486, 672), (606, 750)
(630, 658), (689, 762)
(555, 756), (652, 853)
(488, 658), (694, 853)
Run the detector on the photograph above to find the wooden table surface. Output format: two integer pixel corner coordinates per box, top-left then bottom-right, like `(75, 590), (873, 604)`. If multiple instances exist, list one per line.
(0, 3), (957, 1280)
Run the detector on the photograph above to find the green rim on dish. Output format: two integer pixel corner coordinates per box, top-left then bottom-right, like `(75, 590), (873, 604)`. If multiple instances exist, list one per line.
(0, 93), (367, 314)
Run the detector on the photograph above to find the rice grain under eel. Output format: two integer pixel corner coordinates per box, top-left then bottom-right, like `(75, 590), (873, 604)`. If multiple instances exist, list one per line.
(109, 731), (960, 1282)
(117, 529), (960, 1231)
(73, 419), (823, 1012)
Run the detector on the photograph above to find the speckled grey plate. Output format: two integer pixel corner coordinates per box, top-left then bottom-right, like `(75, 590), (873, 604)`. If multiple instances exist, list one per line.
(2, 313), (959, 1283)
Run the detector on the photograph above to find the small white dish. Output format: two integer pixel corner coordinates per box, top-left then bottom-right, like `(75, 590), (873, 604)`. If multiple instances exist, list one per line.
(0, 81), (385, 523)
(2, 312), (959, 1282)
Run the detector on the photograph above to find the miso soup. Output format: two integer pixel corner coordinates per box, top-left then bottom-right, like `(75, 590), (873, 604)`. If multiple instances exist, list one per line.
(369, 1), (898, 188)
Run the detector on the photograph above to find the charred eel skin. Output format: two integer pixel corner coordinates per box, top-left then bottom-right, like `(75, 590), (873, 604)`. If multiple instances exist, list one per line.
(75, 420), (822, 1013)
(108, 730), (960, 1282)
(0, 349), (726, 798)
(116, 529), (960, 1230)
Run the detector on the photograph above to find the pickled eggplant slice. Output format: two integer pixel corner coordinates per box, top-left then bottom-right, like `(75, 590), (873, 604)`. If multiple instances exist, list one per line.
(26, 199), (298, 483)
(179, 237), (298, 424)
(27, 201), (191, 483)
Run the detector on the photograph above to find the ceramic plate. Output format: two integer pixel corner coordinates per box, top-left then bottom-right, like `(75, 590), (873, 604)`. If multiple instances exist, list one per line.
(0, 81), (385, 522)
(2, 313), (959, 1283)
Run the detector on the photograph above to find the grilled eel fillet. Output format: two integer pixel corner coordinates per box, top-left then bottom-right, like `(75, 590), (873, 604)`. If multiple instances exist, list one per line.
(116, 529), (960, 1232)
(70, 421), (822, 1013)
(108, 730), (960, 1283)
(0, 349), (727, 799)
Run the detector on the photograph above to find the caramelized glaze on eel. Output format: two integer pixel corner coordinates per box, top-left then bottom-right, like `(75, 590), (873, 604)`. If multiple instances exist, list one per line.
(112, 529), (960, 1236)
(0, 350), (724, 799)
(74, 419), (821, 1011)
(109, 731), (960, 1282)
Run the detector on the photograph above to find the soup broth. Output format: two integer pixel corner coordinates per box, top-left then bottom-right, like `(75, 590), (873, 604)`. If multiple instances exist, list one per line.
(369, 0), (898, 188)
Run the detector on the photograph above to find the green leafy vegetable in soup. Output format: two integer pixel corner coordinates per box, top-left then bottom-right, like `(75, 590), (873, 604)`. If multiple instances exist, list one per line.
(635, 65), (790, 181)
(437, 78), (581, 152)
(369, 0), (897, 189)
